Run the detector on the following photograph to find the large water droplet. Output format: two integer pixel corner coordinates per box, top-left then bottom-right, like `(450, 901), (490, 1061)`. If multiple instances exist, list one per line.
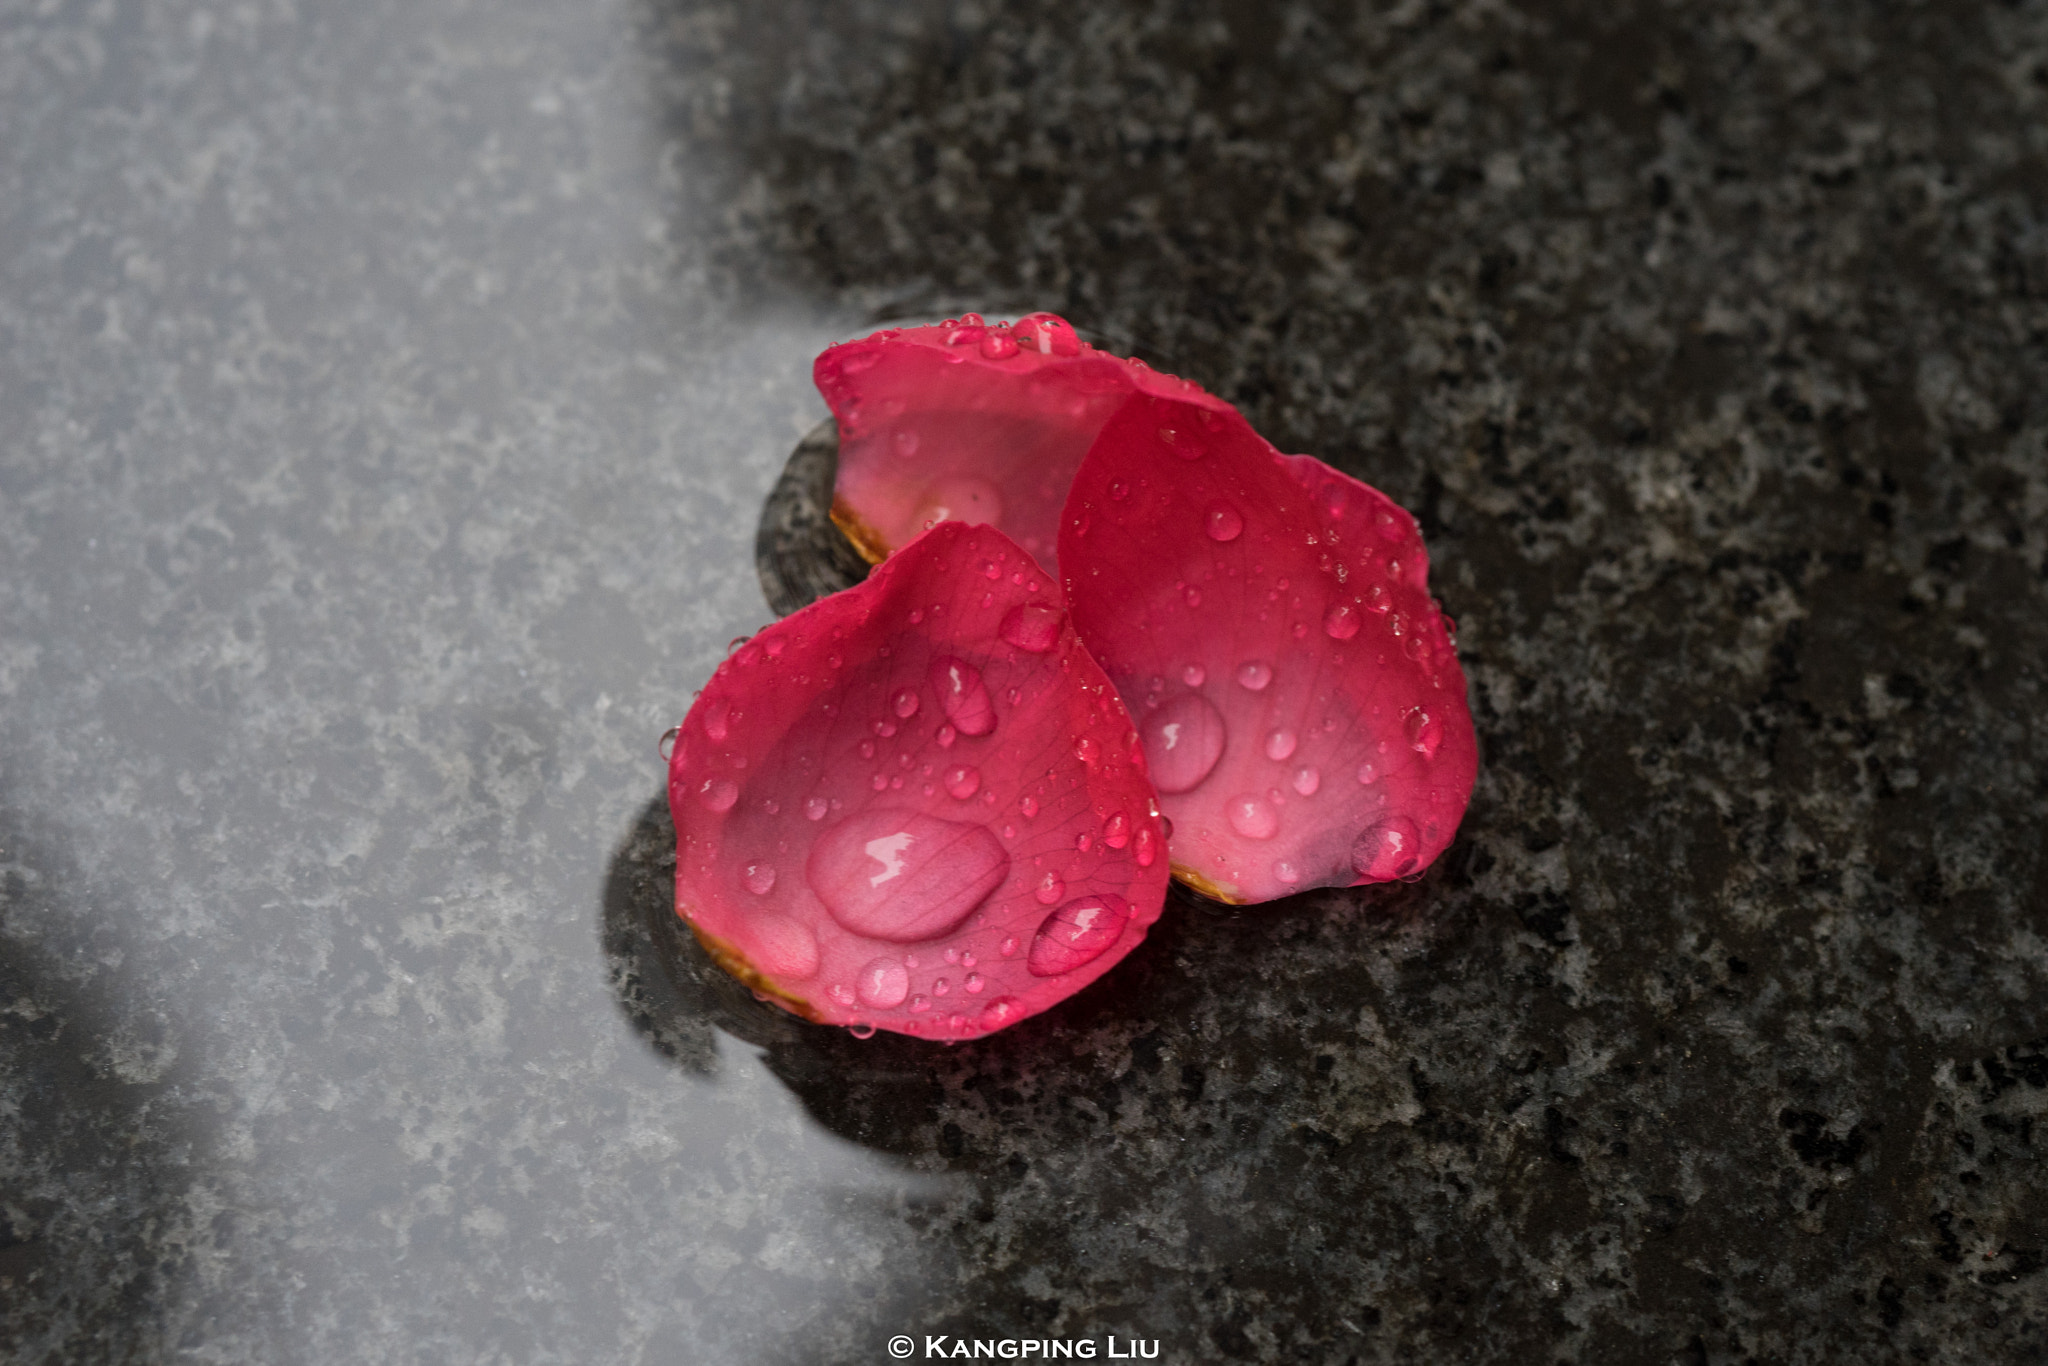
(741, 862), (777, 896)
(1265, 729), (1298, 761)
(1236, 661), (1273, 691)
(807, 810), (1010, 942)
(855, 957), (910, 1008)
(891, 687), (921, 719)
(913, 477), (1003, 531)
(1323, 601), (1361, 640)
(1351, 816), (1422, 881)
(929, 656), (997, 736)
(697, 778), (739, 812)
(1139, 693), (1227, 794)
(1026, 894), (1132, 977)
(1000, 602), (1063, 653)
(1205, 502), (1244, 542)
(943, 764), (981, 800)
(1033, 871), (1066, 905)
(1226, 794), (1279, 840)
(744, 916), (819, 979)
(1405, 707), (1444, 758)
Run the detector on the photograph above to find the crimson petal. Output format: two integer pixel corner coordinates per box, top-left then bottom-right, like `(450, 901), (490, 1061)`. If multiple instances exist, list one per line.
(667, 521), (1169, 1039)
(815, 314), (1231, 575)
(1058, 395), (1478, 904)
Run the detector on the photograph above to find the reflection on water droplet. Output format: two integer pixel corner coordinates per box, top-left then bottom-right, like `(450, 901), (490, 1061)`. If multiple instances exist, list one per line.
(807, 810), (1010, 942)
(1027, 894), (1131, 976)
(1265, 729), (1298, 761)
(1000, 602), (1063, 652)
(1351, 816), (1422, 881)
(1405, 707), (1443, 758)
(1141, 693), (1227, 793)
(741, 862), (777, 895)
(930, 656), (997, 736)
(855, 957), (910, 1008)
(1227, 794), (1279, 840)
(1205, 503), (1244, 542)
(1236, 661), (1273, 691)
(1182, 664), (1206, 687)
(697, 778), (739, 812)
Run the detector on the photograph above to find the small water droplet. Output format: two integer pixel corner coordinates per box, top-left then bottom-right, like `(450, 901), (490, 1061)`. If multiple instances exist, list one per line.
(702, 697), (732, 741)
(1405, 707), (1444, 758)
(855, 957), (910, 1008)
(848, 1023), (877, 1039)
(1181, 664), (1206, 687)
(1133, 824), (1159, 867)
(829, 983), (855, 1005)
(892, 429), (921, 458)
(658, 726), (680, 761)
(943, 764), (981, 800)
(1020, 795), (1040, 818)
(697, 778), (738, 812)
(1292, 766), (1321, 796)
(965, 973), (985, 994)
(1108, 479), (1131, 501)
(1227, 795), (1279, 840)
(979, 997), (1024, 1031)
(999, 935), (1019, 957)
(804, 796), (829, 821)
(1352, 816), (1422, 881)
(933, 977), (951, 996)
(1265, 729), (1298, 761)
(1075, 736), (1100, 765)
(1184, 586), (1203, 608)
(870, 773), (889, 791)
(1034, 872), (1066, 905)
(742, 862), (777, 895)
(1205, 502), (1244, 542)
(892, 687), (921, 719)
(1324, 601), (1361, 640)
(1075, 832), (1093, 852)
(1274, 860), (1302, 887)
(858, 739), (876, 759)
(979, 329), (1019, 360)
(936, 724), (957, 748)
(1000, 602), (1063, 652)
(1236, 661), (1273, 691)
(1357, 761), (1379, 785)
(1102, 812), (1131, 848)
(871, 719), (897, 738)
(909, 994), (932, 1013)
(930, 656), (997, 736)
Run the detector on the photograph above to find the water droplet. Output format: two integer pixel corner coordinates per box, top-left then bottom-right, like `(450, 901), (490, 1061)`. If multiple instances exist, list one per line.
(1351, 816), (1422, 881)
(1102, 812), (1131, 848)
(1356, 762), (1378, 785)
(1236, 661), (1273, 691)
(658, 726), (679, 761)
(1075, 736), (1100, 765)
(1405, 707), (1444, 758)
(999, 935), (1019, 957)
(1181, 664), (1206, 686)
(1133, 824), (1159, 867)
(929, 656), (997, 736)
(961, 950), (977, 968)
(1205, 503), (1244, 542)
(1000, 602), (1063, 652)
(870, 773), (889, 791)
(829, 983), (854, 1005)
(804, 796), (829, 821)
(1034, 871), (1066, 905)
(1020, 795), (1040, 818)
(871, 719), (897, 738)
(855, 957), (910, 1009)
(892, 687), (921, 719)
(979, 997), (1024, 1031)
(909, 994), (932, 1013)
(1324, 599), (1364, 640)
(979, 329), (1019, 360)
(702, 697), (732, 741)
(741, 862), (777, 896)
(697, 778), (739, 812)
(1026, 894), (1131, 976)
(858, 739), (876, 760)
(1273, 860), (1302, 887)
(1183, 587), (1203, 608)
(1226, 795), (1279, 840)
(1265, 729), (1298, 761)
(933, 977), (950, 996)
(807, 811), (1010, 942)
(847, 1023), (877, 1039)
(1159, 426), (1204, 460)
(1140, 693), (1227, 793)
(1075, 832), (1093, 853)
(1108, 479), (1131, 501)
(1292, 766), (1321, 797)
(943, 764), (981, 800)
(913, 477), (1003, 531)
(936, 724), (958, 748)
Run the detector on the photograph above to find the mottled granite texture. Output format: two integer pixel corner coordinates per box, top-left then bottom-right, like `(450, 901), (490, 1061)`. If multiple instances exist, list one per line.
(3, 0), (2047, 1361)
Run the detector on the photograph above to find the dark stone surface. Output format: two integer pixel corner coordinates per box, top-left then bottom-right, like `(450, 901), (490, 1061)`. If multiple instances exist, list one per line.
(4, 0), (2046, 1361)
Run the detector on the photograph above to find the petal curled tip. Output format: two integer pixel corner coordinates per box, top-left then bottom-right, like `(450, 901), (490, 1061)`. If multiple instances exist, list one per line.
(815, 315), (1232, 577)
(666, 520), (1170, 1040)
(1058, 393), (1478, 904)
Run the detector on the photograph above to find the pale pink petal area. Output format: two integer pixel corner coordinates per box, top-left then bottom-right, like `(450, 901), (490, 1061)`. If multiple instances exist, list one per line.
(666, 520), (1169, 1040)
(815, 314), (1232, 575)
(1059, 394), (1477, 904)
